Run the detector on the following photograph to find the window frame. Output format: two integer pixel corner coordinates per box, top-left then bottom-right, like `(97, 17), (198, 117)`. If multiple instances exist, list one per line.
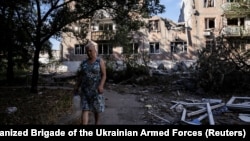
(204, 0), (215, 8)
(205, 18), (216, 29)
(170, 42), (187, 53)
(149, 42), (160, 54)
(98, 43), (113, 55)
(74, 44), (86, 55)
(148, 20), (160, 32)
(98, 23), (113, 31)
(123, 43), (139, 54)
(227, 18), (245, 26)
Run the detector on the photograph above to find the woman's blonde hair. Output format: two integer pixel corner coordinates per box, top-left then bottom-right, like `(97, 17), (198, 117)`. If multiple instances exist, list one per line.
(85, 41), (97, 50)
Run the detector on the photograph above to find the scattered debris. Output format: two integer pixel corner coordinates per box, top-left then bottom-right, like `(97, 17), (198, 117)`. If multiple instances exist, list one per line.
(148, 111), (171, 124)
(206, 102), (215, 125)
(181, 108), (208, 125)
(238, 113), (250, 122)
(187, 103), (225, 117)
(161, 95), (250, 125)
(94, 82), (250, 125)
(202, 98), (222, 104)
(6, 107), (17, 114)
(175, 104), (184, 113)
(226, 96), (250, 112)
(145, 105), (152, 109)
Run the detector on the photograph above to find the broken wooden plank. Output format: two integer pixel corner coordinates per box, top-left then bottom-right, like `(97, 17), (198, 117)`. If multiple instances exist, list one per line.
(187, 102), (225, 117)
(171, 100), (208, 107)
(202, 98), (222, 104)
(181, 108), (187, 121)
(207, 103), (215, 125)
(181, 108), (208, 125)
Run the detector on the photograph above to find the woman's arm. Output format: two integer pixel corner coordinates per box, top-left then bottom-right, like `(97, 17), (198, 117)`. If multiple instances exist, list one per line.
(98, 58), (107, 94)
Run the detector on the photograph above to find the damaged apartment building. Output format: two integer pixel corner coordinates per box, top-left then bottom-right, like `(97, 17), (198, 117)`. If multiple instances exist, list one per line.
(60, 0), (250, 72)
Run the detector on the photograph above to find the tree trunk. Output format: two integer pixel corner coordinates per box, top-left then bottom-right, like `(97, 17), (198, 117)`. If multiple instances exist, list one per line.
(30, 47), (40, 93)
(7, 44), (14, 83)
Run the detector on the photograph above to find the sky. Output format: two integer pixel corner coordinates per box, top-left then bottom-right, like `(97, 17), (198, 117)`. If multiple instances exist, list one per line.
(51, 0), (182, 50)
(50, 38), (61, 50)
(157, 0), (182, 22)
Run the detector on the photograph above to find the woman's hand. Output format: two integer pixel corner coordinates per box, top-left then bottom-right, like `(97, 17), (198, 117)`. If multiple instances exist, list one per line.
(98, 85), (104, 94)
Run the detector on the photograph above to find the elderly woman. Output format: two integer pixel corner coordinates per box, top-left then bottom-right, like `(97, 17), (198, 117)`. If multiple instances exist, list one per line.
(74, 41), (106, 125)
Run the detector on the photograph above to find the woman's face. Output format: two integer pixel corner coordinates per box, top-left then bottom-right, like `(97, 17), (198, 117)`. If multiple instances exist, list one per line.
(86, 45), (96, 59)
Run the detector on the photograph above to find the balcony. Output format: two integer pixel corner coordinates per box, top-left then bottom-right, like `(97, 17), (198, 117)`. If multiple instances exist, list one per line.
(91, 31), (115, 41)
(221, 26), (250, 37)
(221, 3), (239, 12)
(221, 2), (250, 17)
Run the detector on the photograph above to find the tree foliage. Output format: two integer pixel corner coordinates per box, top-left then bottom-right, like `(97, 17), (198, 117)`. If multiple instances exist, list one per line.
(195, 36), (250, 93)
(0, 0), (33, 81)
(0, 0), (165, 93)
(195, 0), (250, 93)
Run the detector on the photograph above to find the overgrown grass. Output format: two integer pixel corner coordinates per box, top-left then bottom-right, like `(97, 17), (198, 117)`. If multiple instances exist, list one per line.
(0, 88), (73, 125)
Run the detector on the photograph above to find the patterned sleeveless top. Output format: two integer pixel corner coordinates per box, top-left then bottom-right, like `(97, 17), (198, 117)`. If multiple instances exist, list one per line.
(80, 58), (101, 96)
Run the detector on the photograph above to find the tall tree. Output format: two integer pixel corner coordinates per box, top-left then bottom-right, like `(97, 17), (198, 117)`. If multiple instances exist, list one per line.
(12, 0), (165, 93)
(0, 0), (32, 82)
(196, 1), (250, 92)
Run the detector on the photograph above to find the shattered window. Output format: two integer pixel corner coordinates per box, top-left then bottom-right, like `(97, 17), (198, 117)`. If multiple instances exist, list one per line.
(227, 18), (244, 26)
(148, 20), (160, 32)
(150, 42), (160, 54)
(171, 42), (187, 53)
(205, 18), (215, 29)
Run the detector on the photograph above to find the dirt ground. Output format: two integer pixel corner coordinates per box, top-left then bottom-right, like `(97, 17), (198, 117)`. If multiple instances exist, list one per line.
(56, 83), (250, 125)
(56, 84), (146, 125)
(1, 72), (249, 125)
(101, 88), (146, 125)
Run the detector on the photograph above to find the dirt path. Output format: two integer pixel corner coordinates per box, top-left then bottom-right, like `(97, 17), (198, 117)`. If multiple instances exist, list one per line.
(100, 89), (146, 125)
(55, 84), (250, 125)
(56, 88), (146, 125)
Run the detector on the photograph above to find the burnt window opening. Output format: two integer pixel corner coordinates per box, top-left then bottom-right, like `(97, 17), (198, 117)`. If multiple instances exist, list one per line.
(171, 42), (187, 53)
(148, 20), (160, 32)
(227, 18), (244, 26)
(205, 18), (215, 29)
(150, 42), (160, 54)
